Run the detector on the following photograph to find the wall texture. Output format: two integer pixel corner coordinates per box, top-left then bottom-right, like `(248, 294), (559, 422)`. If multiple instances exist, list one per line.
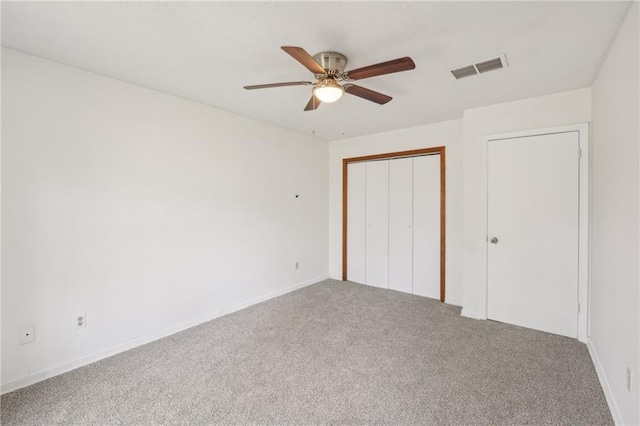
(328, 120), (463, 306)
(1, 48), (329, 390)
(590, 3), (639, 424)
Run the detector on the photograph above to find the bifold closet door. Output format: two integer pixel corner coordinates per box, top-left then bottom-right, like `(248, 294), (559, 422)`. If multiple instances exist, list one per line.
(388, 158), (413, 293)
(347, 162), (366, 284)
(365, 160), (389, 289)
(413, 155), (441, 299)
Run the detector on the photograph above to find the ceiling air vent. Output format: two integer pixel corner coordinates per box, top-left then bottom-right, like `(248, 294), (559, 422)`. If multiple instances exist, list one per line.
(450, 65), (477, 80)
(450, 54), (508, 79)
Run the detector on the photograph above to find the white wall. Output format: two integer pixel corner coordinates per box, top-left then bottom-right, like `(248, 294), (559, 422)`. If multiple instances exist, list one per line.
(590, 3), (639, 424)
(460, 88), (592, 319)
(328, 119), (464, 306)
(1, 48), (329, 391)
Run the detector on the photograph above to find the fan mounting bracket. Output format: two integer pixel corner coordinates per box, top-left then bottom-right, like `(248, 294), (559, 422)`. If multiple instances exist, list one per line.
(312, 52), (348, 79)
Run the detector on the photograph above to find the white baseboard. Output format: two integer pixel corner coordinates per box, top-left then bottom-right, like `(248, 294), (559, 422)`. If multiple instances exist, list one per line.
(461, 308), (486, 320)
(223, 274), (329, 315)
(444, 298), (463, 308)
(1, 275), (329, 395)
(1, 309), (222, 395)
(587, 340), (623, 425)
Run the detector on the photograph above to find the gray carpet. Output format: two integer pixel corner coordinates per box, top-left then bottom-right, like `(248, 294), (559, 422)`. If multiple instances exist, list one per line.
(1, 279), (612, 425)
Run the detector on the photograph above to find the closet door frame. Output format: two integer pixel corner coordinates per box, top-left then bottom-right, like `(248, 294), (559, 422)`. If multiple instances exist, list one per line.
(342, 147), (446, 302)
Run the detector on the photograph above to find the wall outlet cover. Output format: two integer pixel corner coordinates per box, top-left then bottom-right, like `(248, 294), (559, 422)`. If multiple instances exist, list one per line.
(76, 314), (86, 329)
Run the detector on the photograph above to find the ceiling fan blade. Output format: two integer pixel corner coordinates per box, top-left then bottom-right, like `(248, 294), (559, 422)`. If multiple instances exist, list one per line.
(281, 46), (327, 75)
(304, 95), (321, 111)
(344, 84), (392, 105)
(345, 57), (415, 81)
(244, 81), (313, 90)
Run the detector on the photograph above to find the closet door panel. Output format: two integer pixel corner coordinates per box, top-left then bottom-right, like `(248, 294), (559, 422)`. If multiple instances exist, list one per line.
(388, 158), (413, 293)
(347, 162), (366, 284)
(365, 160), (389, 289)
(413, 155), (441, 299)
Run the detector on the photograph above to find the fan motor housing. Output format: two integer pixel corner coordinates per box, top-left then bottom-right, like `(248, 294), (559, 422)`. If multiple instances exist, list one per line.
(313, 52), (347, 78)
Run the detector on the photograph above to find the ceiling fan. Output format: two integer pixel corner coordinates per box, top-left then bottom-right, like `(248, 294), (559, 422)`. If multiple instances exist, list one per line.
(243, 46), (416, 111)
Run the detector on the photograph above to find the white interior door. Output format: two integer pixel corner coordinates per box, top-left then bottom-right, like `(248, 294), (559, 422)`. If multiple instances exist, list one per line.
(365, 160), (389, 289)
(388, 158), (413, 293)
(487, 132), (579, 338)
(413, 155), (441, 299)
(347, 162), (366, 284)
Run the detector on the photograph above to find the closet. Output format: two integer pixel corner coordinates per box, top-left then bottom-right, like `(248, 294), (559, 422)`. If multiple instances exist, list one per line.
(343, 148), (444, 301)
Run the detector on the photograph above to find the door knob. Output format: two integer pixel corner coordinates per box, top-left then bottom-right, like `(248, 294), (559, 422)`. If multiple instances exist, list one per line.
(490, 237), (499, 244)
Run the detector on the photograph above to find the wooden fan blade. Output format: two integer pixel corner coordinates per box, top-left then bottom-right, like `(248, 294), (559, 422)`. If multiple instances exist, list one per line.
(281, 46), (327, 75)
(244, 81), (313, 90)
(344, 84), (392, 104)
(304, 95), (321, 111)
(345, 57), (415, 81)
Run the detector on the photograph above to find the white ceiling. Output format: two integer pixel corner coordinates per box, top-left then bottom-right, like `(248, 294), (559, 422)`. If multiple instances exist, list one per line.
(1, 1), (632, 140)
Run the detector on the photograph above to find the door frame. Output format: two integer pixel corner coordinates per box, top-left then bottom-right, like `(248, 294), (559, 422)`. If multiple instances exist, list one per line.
(483, 123), (589, 342)
(342, 147), (446, 302)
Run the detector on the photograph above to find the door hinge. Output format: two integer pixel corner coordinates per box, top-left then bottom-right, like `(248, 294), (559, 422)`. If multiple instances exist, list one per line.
(577, 303), (581, 313)
(578, 148), (582, 159)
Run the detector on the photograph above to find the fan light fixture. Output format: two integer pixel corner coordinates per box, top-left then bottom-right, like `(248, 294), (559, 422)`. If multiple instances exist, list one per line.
(313, 78), (344, 103)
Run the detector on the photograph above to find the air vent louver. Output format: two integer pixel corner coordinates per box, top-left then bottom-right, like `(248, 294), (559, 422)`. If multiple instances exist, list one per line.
(475, 57), (504, 73)
(450, 65), (477, 79)
(450, 54), (508, 79)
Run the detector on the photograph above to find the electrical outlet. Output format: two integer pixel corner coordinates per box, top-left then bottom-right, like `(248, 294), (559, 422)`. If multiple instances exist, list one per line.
(627, 366), (633, 392)
(295, 261), (300, 270)
(76, 314), (86, 329)
(19, 325), (36, 345)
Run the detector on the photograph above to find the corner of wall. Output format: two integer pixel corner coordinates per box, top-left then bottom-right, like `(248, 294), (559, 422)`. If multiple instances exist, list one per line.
(587, 340), (624, 425)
